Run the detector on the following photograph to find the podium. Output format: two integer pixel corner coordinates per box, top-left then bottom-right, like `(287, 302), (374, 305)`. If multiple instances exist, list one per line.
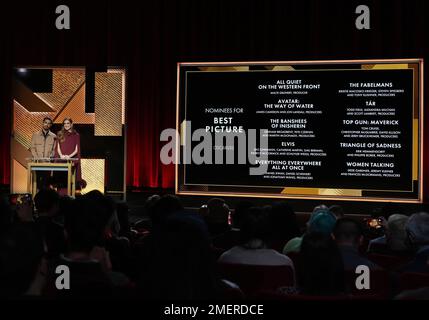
(27, 158), (78, 198)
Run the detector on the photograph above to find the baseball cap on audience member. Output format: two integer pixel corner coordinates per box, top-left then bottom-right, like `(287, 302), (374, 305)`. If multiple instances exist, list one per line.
(308, 209), (337, 234)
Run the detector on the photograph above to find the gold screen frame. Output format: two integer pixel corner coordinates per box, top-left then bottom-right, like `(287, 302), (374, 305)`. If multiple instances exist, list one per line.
(175, 59), (424, 203)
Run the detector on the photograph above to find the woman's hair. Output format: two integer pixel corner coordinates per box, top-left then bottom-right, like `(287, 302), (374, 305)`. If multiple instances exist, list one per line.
(57, 118), (75, 143)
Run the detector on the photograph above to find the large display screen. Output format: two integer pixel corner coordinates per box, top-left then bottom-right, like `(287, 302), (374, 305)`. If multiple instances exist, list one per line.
(176, 60), (423, 202)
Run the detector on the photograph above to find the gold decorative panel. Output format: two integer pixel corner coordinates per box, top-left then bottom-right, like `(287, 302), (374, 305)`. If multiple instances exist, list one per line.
(53, 84), (95, 124)
(12, 159), (28, 194)
(11, 138), (31, 169)
(13, 101), (54, 149)
(94, 72), (123, 136)
(318, 189), (362, 197)
(81, 159), (105, 195)
(362, 64), (409, 70)
(35, 69), (85, 111)
(281, 187), (362, 197)
(198, 66), (249, 71)
(13, 79), (54, 112)
(281, 187), (319, 195)
(108, 69), (126, 125)
(272, 66), (295, 71)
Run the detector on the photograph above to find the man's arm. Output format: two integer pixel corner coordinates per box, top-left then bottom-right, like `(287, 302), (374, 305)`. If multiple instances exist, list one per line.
(50, 136), (56, 158)
(30, 134), (38, 158)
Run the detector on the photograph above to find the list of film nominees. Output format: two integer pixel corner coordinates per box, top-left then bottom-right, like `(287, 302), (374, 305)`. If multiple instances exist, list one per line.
(251, 78), (406, 182)
(338, 82), (404, 179)
(190, 69), (411, 190)
(256, 79), (325, 181)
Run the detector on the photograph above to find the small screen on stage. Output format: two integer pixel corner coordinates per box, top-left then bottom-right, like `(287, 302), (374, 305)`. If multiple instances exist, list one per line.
(11, 67), (126, 197)
(176, 60), (423, 202)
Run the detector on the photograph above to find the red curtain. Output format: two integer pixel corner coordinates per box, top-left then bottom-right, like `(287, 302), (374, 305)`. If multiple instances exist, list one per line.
(0, 35), (12, 185)
(0, 1), (178, 189)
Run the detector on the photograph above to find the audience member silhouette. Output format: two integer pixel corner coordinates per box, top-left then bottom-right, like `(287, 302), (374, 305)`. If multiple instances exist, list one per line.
(333, 218), (380, 271)
(297, 232), (345, 296)
(329, 205), (345, 219)
(150, 194), (184, 229)
(400, 212), (429, 273)
(0, 220), (45, 297)
(283, 206), (336, 254)
(267, 201), (300, 251)
(34, 189), (66, 259)
(202, 198), (231, 238)
(137, 214), (220, 300)
(367, 214), (411, 255)
(212, 200), (253, 250)
(219, 207), (294, 267)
